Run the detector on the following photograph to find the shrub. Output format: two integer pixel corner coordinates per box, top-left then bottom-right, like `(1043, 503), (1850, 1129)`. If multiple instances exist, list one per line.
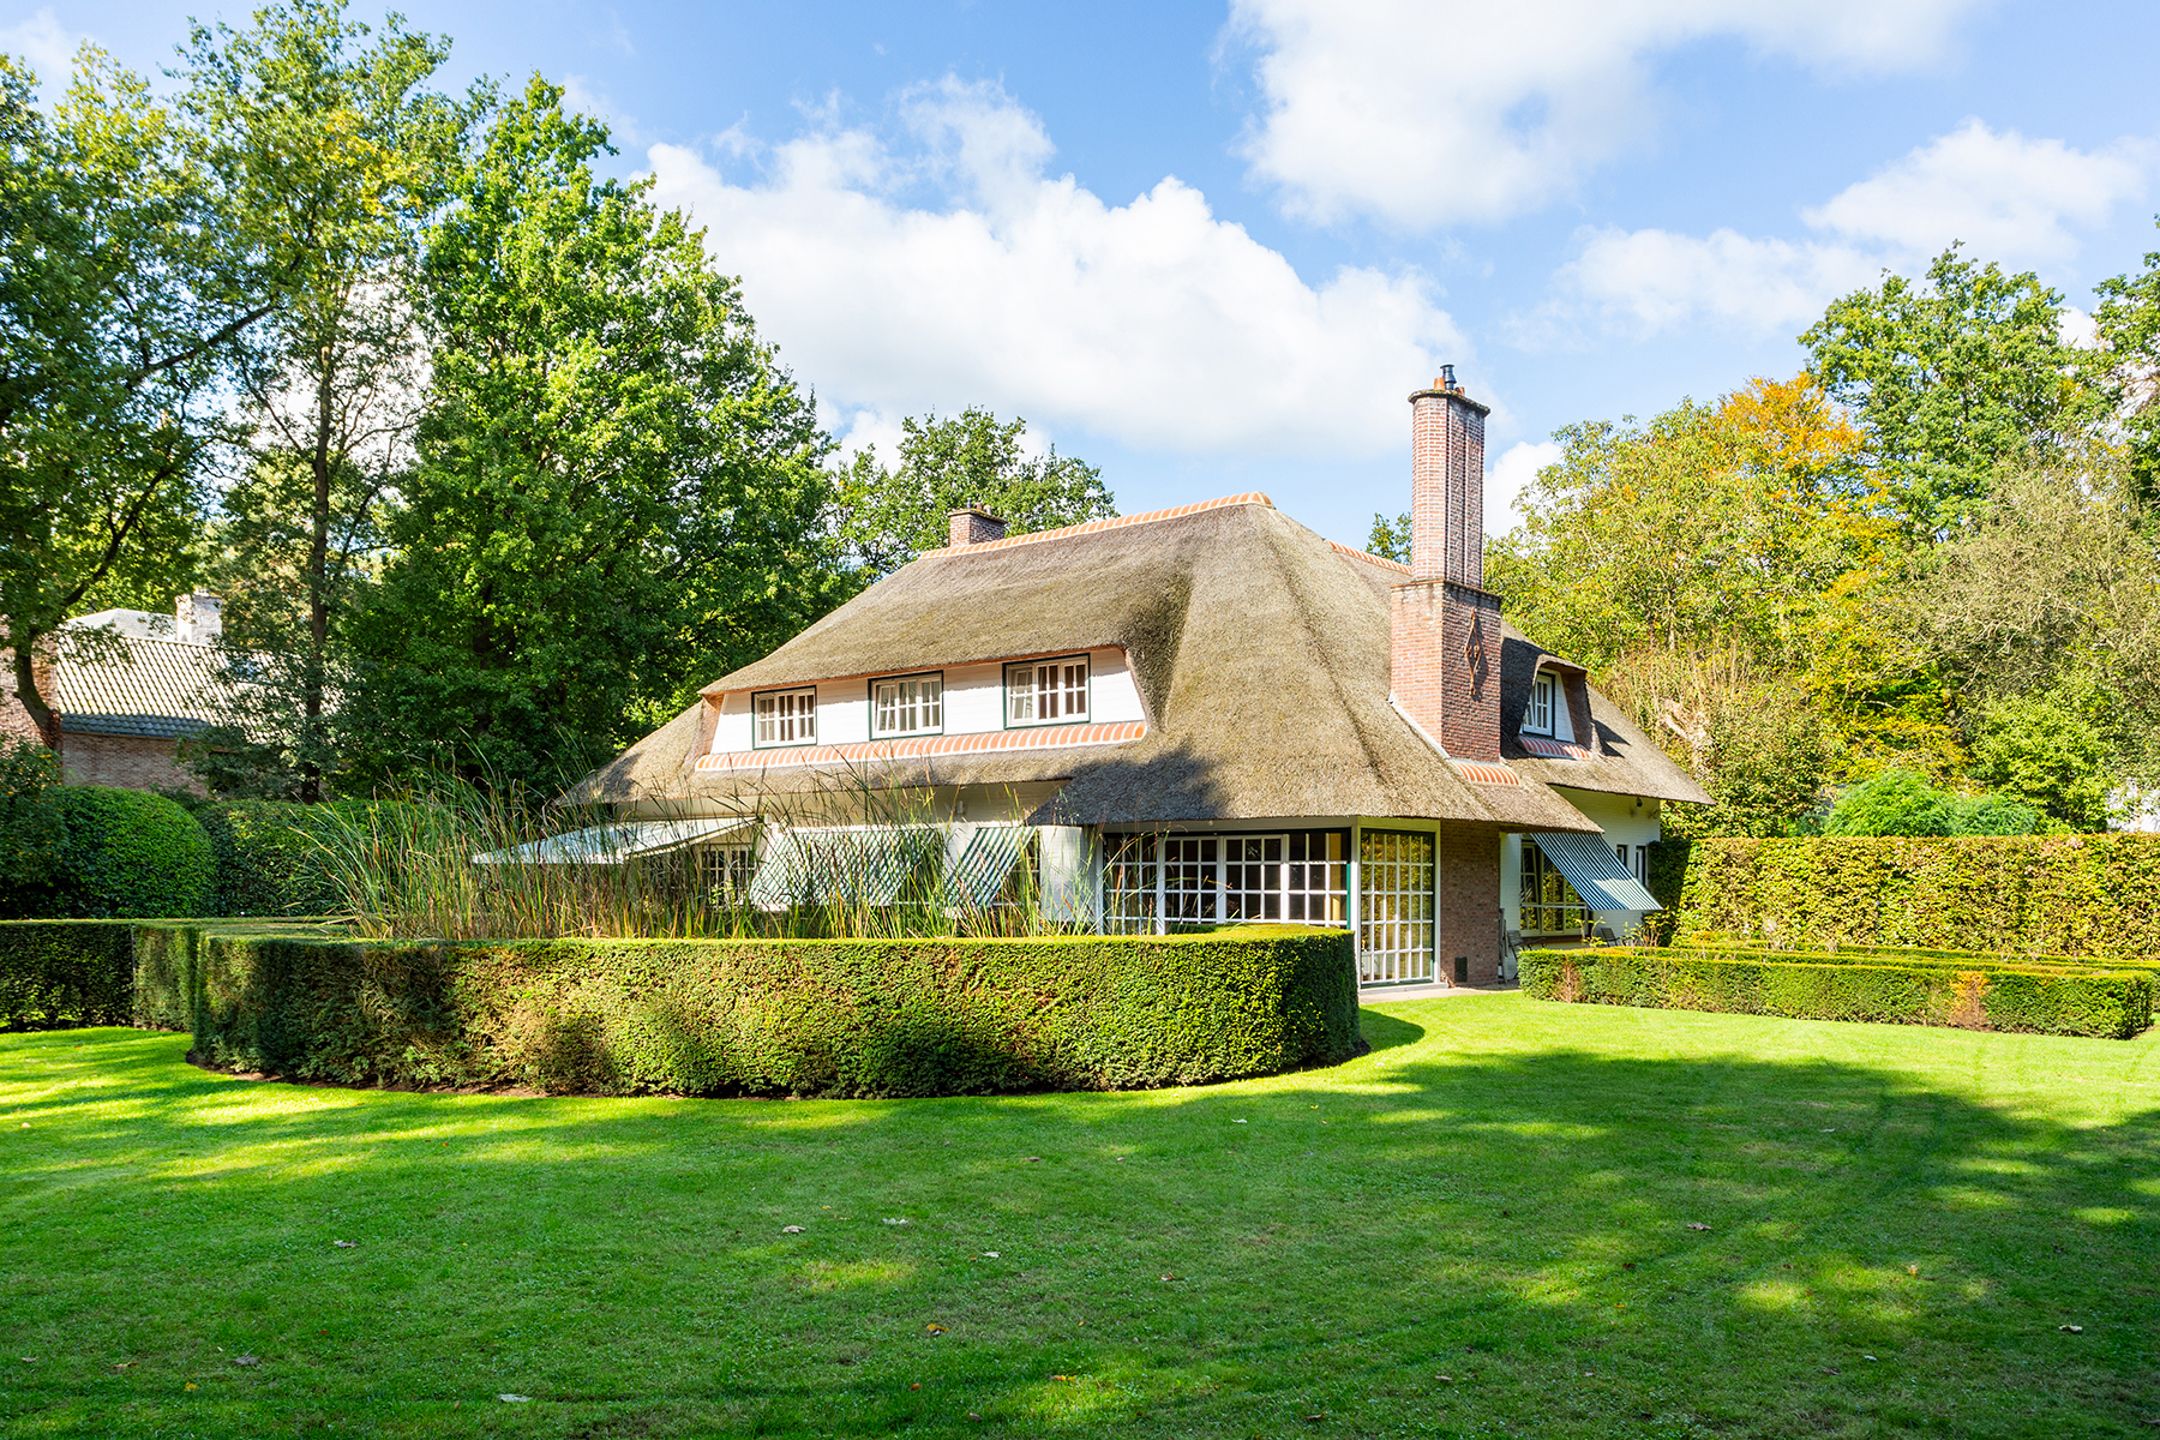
(0, 921), (136, 1029)
(188, 925), (1363, 1097)
(1670, 833), (2160, 957)
(1821, 769), (2045, 837)
(0, 739), (61, 919)
(1522, 946), (2153, 1039)
(38, 788), (214, 918)
(198, 800), (355, 917)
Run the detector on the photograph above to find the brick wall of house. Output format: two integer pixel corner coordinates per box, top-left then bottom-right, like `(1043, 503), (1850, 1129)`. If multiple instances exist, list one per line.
(58, 733), (202, 795)
(0, 645), (55, 747)
(1390, 578), (1503, 762)
(1440, 824), (1501, 985)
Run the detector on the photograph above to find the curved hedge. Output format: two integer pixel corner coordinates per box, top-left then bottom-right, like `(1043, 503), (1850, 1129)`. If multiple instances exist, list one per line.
(1665, 834), (2160, 958)
(1522, 945), (2154, 1039)
(39, 788), (214, 919)
(170, 924), (1364, 1096)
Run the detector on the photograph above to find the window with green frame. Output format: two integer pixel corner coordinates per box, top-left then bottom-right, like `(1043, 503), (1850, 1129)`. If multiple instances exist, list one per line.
(1520, 842), (1592, 937)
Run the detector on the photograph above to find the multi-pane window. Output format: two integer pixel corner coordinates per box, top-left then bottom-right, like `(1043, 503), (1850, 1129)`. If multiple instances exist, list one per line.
(1525, 671), (1558, 735)
(1521, 843), (1591, 937)
(1103, 831), (1345, 935)
(871, 674), (943, 738)
(1006, 656), (1090, 726)
(1286, 831), (1346, 924)
(1358, 830), (1434, 985)
(753, 687), (817, 746)
(699, 846), (754, 898)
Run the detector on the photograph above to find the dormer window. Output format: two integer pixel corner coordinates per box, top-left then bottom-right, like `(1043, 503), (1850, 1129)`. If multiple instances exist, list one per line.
(1525, 671), (1558, 736)
(1006, 655), (1089, 727)
(753, 687), (817, 747)
(871, 673), (944, 738)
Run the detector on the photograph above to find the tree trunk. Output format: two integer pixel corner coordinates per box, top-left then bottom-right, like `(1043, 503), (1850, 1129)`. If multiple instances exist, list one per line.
(11, 636), (61, 752)
(302, 351), (335, 805)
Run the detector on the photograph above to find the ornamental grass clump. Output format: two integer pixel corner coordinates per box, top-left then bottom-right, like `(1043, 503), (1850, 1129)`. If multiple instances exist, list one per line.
(306, 772), (1065, 942)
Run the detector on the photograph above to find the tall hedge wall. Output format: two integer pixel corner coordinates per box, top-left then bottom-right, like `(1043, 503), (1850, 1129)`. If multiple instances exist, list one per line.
(1666, 834), (2160, 958)
(0, 920), (1363, 1096)
(1522, 946), (2154, 1039)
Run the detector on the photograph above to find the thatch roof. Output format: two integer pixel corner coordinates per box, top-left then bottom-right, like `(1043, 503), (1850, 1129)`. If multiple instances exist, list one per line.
(571, 495), (1706, 825)
(1498, 631), (1712, 804)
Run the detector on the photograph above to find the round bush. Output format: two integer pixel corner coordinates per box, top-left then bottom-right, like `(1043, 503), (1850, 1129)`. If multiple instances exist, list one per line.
(199, 800), (351, 917)
(41, 787), (215, 918)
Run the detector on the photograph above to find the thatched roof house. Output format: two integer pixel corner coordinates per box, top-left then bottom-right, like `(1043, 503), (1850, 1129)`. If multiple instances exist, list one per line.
(574, 372), (1707, 989)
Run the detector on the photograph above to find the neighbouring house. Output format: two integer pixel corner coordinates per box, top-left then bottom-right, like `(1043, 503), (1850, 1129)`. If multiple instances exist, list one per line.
(564, 372), (1709, 988)
(0, 594), (242, 794)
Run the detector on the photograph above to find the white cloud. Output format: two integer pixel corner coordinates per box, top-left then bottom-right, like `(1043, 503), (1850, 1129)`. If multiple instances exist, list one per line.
(1227, 0), (1986, 230)
(1, 7), (80, 92)
(1487, 439), (1563, 534)
(1803, 119), (2152, 262)
(646, 77), (1466, 458)
(1544, 120), (2155, 338)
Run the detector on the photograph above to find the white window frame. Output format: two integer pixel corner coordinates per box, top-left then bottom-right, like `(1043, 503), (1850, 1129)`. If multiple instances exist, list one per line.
(752, 686), (818, 748)
(1100, 831), (1349, 935)
(869, 672), (944, 739)
(1005, 654), (1090, 728)
(1525, 671), (1558, 735)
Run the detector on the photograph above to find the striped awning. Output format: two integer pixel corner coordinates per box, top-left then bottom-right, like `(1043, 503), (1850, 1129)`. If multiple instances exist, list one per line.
(945, 825), (1027, 908)
(745, 828), (943, 910)
(475, 818), (752, 866)
(1529, 832), (1660, 911)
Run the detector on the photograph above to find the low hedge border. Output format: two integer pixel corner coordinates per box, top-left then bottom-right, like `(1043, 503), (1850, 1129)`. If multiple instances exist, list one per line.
(0, 920), (1364, 1096)
(1522, 946), (2154, 1039)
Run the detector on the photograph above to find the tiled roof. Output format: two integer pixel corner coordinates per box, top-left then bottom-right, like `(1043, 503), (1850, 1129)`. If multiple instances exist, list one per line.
(54, 632), (242, 740)
(695, 721), (1146, 774)
(1519, 736), (1593, 760)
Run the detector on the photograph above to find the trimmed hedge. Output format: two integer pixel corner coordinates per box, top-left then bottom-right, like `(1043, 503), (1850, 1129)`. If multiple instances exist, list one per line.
(1667, 834), (2160, 958)
(36, 788), (215, 919)
(1522, 945), (2154, 1039)
(188, 926), (1362, 1096)
(0, 921), (137, 1029)
(0, 919), (1363, 1095)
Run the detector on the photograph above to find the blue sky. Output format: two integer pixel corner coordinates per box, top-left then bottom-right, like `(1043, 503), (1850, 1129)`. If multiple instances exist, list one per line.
(9, 1), (2160, 545)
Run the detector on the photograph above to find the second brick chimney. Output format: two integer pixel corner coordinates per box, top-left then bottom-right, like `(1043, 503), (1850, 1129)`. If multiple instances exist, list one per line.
(1391, 368), (1502, 762)
(947, 506), (1008, 548)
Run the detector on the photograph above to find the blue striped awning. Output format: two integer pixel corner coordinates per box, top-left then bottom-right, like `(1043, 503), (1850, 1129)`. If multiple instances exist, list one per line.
(1529, 832), (1660, 912)
(745, 828), (943, 910)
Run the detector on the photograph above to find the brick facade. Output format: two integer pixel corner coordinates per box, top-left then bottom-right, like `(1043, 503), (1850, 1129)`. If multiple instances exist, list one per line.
(1391, 374), (1505, 764)
(1408, 378), (1486, 586)
(58, 732), (201, 795)
(0, 644), (56, 747)
(1390, 579), (1502, 762)
(1440, 823), (1501, 985)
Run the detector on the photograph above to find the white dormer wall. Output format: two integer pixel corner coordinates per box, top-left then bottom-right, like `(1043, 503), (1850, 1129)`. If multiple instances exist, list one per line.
(706, 646), (1143, 756)
(1526, 665), (1576, 744)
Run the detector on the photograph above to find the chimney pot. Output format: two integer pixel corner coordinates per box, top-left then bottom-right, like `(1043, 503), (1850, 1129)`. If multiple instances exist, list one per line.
(948, 506), (1008, 548)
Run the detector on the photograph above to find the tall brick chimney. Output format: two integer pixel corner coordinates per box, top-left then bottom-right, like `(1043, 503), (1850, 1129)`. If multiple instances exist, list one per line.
(1390, 368), (1502, 762)
(947, 506), (1008, 548)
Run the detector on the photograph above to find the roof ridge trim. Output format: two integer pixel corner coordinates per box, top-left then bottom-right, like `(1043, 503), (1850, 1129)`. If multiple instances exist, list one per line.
(925, 493), (1273, 557)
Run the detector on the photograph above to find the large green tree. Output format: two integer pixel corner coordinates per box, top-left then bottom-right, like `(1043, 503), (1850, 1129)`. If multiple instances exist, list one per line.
(182, 1), (477, 799)
(1802, 246), (2093, 539)
(2093, 218), (2160, 514)
(0, 50), (275, 745)
(834, 408), (1113, 581)
(341, 78), (838, 787)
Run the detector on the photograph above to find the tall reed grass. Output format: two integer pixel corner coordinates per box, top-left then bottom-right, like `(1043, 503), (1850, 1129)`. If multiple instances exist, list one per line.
(306, 774), (1069, 942)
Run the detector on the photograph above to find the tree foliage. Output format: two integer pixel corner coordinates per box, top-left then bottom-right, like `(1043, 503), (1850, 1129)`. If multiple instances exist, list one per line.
(835, 407), (1113, 581)
(339, 78), (837, 786)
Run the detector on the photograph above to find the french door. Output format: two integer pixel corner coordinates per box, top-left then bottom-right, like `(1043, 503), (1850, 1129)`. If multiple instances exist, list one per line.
(1357, 830), (1435, 985)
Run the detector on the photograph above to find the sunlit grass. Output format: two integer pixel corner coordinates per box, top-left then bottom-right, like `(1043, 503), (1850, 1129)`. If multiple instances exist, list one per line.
(3, 997), (2156, 1437)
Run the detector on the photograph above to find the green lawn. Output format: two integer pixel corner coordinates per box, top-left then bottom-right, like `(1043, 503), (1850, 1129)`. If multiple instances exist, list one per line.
(3, 997), (2155, 1439)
